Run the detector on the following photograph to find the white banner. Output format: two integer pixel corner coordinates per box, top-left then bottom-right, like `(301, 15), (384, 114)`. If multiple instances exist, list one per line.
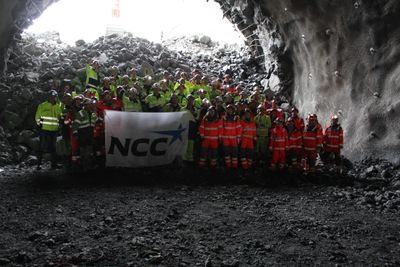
(105, 110), (190, 167)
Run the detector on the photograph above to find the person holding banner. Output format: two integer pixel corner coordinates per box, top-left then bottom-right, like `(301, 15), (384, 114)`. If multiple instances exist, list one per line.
(198, 106), (222, 169)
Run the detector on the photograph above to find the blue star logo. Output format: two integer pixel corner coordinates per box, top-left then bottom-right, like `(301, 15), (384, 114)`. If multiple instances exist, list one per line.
(152, 124), (187, 145)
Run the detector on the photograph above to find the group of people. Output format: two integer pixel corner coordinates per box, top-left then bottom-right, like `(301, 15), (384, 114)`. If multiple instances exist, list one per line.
(35, 60), (344, 172)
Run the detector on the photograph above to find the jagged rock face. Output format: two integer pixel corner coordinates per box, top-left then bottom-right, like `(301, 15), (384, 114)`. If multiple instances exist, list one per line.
(217, 0), (400, 162)
(0, 0), (400, 162)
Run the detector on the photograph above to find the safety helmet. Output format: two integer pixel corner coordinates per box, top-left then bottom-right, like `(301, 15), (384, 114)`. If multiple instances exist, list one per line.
(101, 90), (111, 96)
(331, 115), (339, 121)
(73, 94), (84, 101)
(48, 90), (58, 97)
(151, 83), (160, 90)
(226, 104), (235, 110)
(307, 113), (317, 121)
(202, 98), (210, 105)
(83, 98), (95, 105)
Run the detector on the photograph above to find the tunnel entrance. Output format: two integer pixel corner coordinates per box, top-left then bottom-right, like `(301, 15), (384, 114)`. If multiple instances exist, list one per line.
(25, 0), (245, 46)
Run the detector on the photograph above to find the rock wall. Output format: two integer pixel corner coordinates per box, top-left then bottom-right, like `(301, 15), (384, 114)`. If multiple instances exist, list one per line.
(217, 0), (400, 163)
(0, 0), (57, 75)
(0, 0), (400, 162)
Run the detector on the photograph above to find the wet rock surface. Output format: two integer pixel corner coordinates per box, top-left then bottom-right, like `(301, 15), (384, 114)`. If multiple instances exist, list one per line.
(216, 0), (400, 162)
(0, 166), (400, 266)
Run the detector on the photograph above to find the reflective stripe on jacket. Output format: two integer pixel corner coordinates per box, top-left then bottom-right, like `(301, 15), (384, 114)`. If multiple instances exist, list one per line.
(85, 64), (99, 88)
(222, 116), (242, 139)
(240, 120), (257, 140)
(35, 101), (62, 131)
(254, 114), (271, 137)
(199, 118), (222, 140)
(323, 125), (343, 151)
(269, 125), (288, 151)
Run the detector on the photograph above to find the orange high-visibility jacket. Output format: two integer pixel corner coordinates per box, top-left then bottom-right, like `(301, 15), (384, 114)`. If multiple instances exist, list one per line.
(269, 125), (288, 151)
(240, 120), (257, 140)
(303, 125), (319, 152)
(199, 118), (223, 140)
(222, 116), (242, 139)
(287, 128), (302, 150)
(323, 125), (344, 152)
(293, 117), (305, 132)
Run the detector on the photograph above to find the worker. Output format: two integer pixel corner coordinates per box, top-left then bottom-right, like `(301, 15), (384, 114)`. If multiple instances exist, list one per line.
(175, 83), (188, 107)
(123, 88), (142, 112)
(303, 114), (320, 172)
(72, 98), (98, 170)
(65, 95), (83, 167)
(221, 104), (241, 169)
(163, 94), (181, 112)
(83, 86), (99, 100)
(286, 117), (303, 169)
(322, 115), (344, 165)
(194, 89), (209, 109)
(120, 74), (131, 90)
(214, 96), (226, 118)
(240, 108), (257, 169)
(35, 90), (62, 170)
(254, 104), (272, 166)
(85, 60), (100, 90)
(101, 77), (114, 97)
(291, 107), (305, 132)
(94, 90), (122, 163)
(198, 106), (222, 169)
(267, 100), (283, 127)
(145, 83), (167, 112)
(269, 117), (288, 170)
(110, 65), (120, 84)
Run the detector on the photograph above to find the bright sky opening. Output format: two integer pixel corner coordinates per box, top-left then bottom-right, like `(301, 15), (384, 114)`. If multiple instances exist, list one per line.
(26, 0), (245, 46)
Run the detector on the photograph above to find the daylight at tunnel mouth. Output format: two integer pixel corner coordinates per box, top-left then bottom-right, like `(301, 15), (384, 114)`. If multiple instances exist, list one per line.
(1, 0), (400, 265)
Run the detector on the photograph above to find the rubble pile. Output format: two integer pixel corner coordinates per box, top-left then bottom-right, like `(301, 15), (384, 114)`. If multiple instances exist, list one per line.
(332, 158), (400, 212)
(0, 31), (265, 166)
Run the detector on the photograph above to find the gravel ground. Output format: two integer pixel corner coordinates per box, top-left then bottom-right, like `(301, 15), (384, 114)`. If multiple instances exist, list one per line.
(0, 166), (399, 266)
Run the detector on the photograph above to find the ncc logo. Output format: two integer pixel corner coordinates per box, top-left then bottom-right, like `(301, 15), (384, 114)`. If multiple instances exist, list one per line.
(108, 124), (187, 157)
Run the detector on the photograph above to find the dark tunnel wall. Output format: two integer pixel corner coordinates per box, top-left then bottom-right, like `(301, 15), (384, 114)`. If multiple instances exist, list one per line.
(217, 0), (400, 163)
(1, 0), (400, 162)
